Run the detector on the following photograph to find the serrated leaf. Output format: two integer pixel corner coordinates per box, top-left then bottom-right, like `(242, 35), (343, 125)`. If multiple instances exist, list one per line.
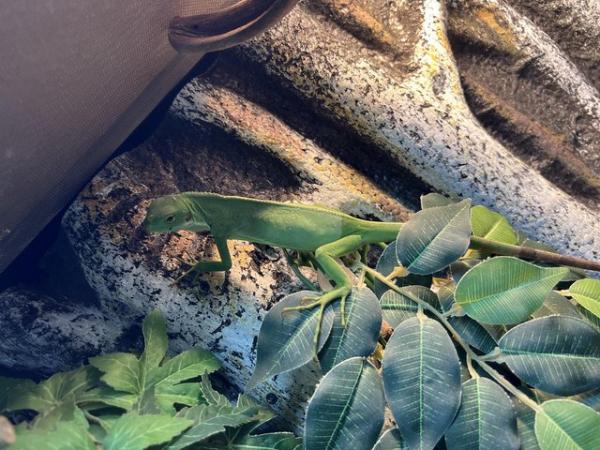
(373, 428), (408, 450)
(0, 377), (43, 413)
(420, 193), (455, 209)
(78, 386), (137, 411)
(515, 399), (540, 450)
(383, 316), (461, 450)
(149, 348), (220, 388)
(90, 352), (141, 394)
(103, 413), (193, 450)
(248, 291), (334, 388)
(455, 257), (568, 324)
(379, 286), (440, 328)
(373, 243), (432, 297)
(569, 279), (600, 320)
(199, 375), (230, 407)
(11, 420), (95, 450)
(499, 316), (600, 395)
(196, 431), (302, 449)
(155, 383), (203, 410)
(532, 291), (582, 319)
(318, 288), (381, 372)
(469, 205), (517, 258)
(140, 310), (168, 370)
(305, 357), (384, 450)
(445, 378), (519, 450)
(535, 400), (600, 450)
(396, 199), (471, 275)
(167, 404), (261, 449)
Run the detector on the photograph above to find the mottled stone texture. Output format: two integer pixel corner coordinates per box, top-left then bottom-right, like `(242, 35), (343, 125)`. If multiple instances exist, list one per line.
(1, 0), (599, 430)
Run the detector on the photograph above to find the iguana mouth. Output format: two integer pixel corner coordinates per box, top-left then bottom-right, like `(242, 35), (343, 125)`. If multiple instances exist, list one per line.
(169, 0), (298, 52)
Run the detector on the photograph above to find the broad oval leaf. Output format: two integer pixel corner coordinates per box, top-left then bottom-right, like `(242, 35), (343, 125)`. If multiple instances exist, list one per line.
(305, 357), (384, 450)
(196, 431), (302, 449)
(569, 279), (600, 320)
(445, 378), (519, 450)
(396, 199), (471, 275)
(535, 400), (600, 450)
(383, 316), (461, 450)
(103, 414), (193, 450)
(379, 286), (440, 328)
(373, 243), (432, 297)
(499, 316), (600, 395)
(318, 288), (382, 373)
(247, 291), (334, 388)
(373, 428), (408, 450)
(532, 291), (582, 319)
(470, 205), (517, 247)
(515, 399), (540, 450)
(455, 257), (568, 324)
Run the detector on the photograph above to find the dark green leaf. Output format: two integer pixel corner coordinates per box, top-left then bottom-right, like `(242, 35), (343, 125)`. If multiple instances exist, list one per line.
(535, 400), (600, 450)
(305, 357), (384, 450)
(515, 399), (540, 450)
(140, 310), (168, 370)
(373, 243), (432, 297)
(499, 316), (600, 395)
(445, 378), (519, 450)
(455, 257), (568, 324)
(373, 428), (408, 450)
(383, 316), (461, 450)
(396, 200), (471, 275)
(380, 286), (440, 328)
(103, 413), (192, 450)
(532, 291), (582, 319)
(78, 386), (137, 411)
(319, 288), (381, 372)
(247, 291), (334, 388)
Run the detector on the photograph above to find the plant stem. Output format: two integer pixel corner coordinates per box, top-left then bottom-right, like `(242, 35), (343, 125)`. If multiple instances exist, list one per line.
(469, 236), (600, 272)
(362, 264), (543, 413)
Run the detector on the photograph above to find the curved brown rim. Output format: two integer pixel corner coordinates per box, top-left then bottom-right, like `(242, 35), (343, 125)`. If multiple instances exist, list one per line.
(169, 0), (298, 52)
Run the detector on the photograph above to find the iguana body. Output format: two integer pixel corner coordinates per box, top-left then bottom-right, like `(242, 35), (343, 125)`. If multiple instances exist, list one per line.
(144, 192), (401, 321)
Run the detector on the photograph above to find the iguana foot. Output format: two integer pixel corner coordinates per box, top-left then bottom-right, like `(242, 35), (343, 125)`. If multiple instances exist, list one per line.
(282, 286), (351, 355)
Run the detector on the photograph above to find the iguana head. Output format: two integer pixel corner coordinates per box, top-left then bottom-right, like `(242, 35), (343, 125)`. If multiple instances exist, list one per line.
(144, 195), (210, 233)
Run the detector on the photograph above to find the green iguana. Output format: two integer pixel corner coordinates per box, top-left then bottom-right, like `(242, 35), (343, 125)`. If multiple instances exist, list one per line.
(143, 192), (600, 321)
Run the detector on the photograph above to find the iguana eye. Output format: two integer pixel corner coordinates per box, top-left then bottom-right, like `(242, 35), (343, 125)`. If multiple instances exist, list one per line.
(165, 215), (175, 223)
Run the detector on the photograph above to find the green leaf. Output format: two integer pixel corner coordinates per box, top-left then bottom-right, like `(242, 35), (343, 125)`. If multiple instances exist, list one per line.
(445, 378), (519, 450)
(90, 352), (141, 394)
(198, 375), (230, 407)
(396, 199), (471, 275)
(470, 205), (517, 247)
(0, 377), (42, 413)
(318, 288), (381, 372)
(380, 286), (440, 328)
(455, 257), (568, 324)
(78, 386), (137, 411)
(140, 310), (168, 370)
(383, 316), (461, 450)
(247, 291), (335, 388)
(304, 357), (384, 450)
(532, 291), (583, 319)
(535, 400), (600, 450)
(149, 348), (220, 388)
(569, 279), (600, 320)
(103, 413), (193, 450)
(515, 399), (540, 450)
(420, 193), (455, 209)
(196, 431), (302, 449)
(498, 316), (600, 395)
(373, 428), (408, 450)
(11, 420), (95, 450)
(155, 383), (203, 410)
(167, 404), (261, 449)
(373, 243), (432, 297)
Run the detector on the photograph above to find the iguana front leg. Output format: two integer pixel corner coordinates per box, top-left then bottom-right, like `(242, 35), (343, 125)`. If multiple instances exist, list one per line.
(283, 235), (364, 348)
(174, 236), (232, 284)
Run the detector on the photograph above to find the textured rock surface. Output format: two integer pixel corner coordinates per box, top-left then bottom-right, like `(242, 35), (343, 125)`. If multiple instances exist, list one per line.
(1, 0), (599, 430)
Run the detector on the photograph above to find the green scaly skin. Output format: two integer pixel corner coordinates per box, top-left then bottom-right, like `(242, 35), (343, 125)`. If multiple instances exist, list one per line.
(143, 192), (401, 346)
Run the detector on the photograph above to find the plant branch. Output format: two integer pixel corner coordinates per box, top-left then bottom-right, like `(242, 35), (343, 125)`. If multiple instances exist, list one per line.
(362, 264), (543, 412)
